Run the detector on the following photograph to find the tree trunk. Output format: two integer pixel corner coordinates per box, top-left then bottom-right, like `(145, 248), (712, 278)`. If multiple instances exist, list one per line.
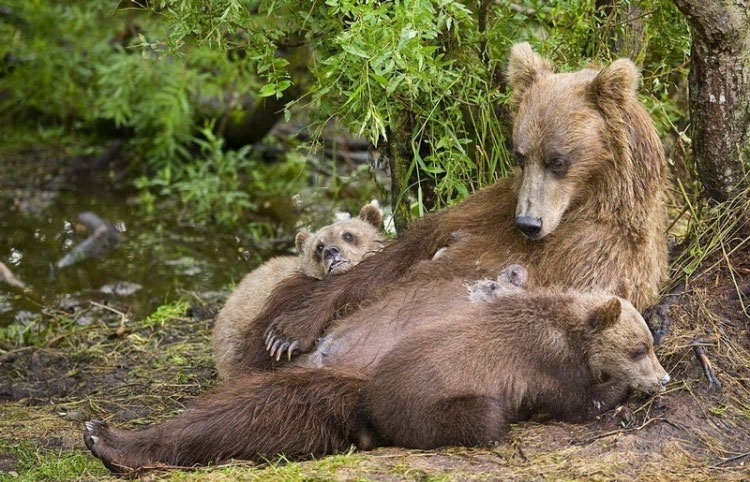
(672, 0), (750, 200)
(222, 44), (311, 149)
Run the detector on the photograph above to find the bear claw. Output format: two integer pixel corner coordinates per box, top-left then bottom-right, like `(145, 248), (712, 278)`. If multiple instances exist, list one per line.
(287, 341), (299, 360)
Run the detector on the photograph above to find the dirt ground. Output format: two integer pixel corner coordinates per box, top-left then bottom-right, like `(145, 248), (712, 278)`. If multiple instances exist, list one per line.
(1, 248), (749, 481)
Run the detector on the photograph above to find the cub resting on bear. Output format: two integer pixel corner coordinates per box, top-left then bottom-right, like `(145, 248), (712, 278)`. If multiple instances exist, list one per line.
(241, 42), (667, 372)
(213, 204), (383, 380)
(84, 271), (668, 470)
(84, 43), (670, 469)
(293, 264), (528, 375)
(364, 285), (670, 449)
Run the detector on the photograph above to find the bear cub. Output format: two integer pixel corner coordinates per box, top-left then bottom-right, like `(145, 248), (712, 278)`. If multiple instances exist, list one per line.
(213, 204), (384, 380)
(467, 264), (528, 302)
(363, 290), (670, 449)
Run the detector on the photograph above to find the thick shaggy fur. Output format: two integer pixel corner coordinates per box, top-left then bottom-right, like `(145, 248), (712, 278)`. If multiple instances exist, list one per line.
(294, 265), (527, 375)
(84, 290), (668, 470)
(256, 44), (667, 360)
(84, 369), (367, 472)
(214, 204), (384, 379)
(83, 43), (670, 471)
(363, 292), (668, 448)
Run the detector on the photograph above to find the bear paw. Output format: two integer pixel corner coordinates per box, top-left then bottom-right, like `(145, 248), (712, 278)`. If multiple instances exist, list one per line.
(84, 420), (136, 474)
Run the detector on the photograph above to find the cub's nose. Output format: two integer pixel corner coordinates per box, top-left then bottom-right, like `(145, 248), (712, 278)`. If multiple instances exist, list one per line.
(516, 216), (543, 238)
(661, 374), (671, 386)
(323, 245), (340, 260)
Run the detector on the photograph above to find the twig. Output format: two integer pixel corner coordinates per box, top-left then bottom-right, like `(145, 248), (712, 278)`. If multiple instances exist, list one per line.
(90, 301), (130, 336)
(0, 346), (35, 364)
(575, 416), (669, 445)
(643, 283), (684, 345)
(711, 451), (750, 468)
(692, 338), (722, 393)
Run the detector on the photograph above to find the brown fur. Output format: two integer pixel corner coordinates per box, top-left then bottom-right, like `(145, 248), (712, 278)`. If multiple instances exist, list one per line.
(255, 43), (667, 360)
(467, 263), (527, 302)
(363, 291), (669, 449)
(294, 265), (527, 374)
(213, 204), (383, 379)
(84, 290), (668, 470)
(82, 43), (670, 471)
(84, 368), (367, 472)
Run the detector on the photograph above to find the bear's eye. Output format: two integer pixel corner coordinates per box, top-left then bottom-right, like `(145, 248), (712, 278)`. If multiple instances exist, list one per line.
(316, 243), (324, 254)
(546, 157), (569, 177)
(629, 344), (648, 360)
(513, 151), (526, 168)
(342, 232), (354, 243)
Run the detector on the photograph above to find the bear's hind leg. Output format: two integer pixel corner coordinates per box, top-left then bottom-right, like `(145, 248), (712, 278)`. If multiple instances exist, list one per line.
(84, 368), (366, 472)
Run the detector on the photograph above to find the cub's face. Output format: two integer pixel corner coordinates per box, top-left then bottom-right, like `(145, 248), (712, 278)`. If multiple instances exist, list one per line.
(586, 297), (670, 395)
(467, 264), (528, 303)
(296, 204), (384, 280)
(506, 42), (639, 240)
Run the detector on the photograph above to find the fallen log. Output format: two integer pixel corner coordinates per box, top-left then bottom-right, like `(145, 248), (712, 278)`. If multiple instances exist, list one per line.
(56, 212), (122, 269)
(0, 260), (30, 292)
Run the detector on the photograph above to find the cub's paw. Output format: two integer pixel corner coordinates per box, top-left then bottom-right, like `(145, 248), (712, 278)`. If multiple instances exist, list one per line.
(264, 324), (317, 361)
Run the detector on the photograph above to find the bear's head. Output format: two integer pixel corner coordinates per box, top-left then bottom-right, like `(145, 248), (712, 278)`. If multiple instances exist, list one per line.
(467, 264), (528, 303)
(506, 42), (640, 240)
(585, 296), (670, 395)
(295, 203), (384, 280)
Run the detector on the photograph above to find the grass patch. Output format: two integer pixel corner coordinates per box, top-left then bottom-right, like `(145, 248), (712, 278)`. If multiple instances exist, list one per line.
(0, 441), (108, 481)
(143, 300), (192, 328)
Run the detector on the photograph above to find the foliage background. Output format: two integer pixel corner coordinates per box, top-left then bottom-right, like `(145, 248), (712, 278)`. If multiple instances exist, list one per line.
(0, 0), (692, 230)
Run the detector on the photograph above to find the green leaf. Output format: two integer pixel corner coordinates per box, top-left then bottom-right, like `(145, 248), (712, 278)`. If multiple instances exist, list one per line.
(258, 83), (277, 97)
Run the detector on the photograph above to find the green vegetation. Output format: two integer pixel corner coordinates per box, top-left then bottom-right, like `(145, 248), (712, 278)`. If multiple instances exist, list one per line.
(0, 441), (108, 481)
(0, 0), (693, 229)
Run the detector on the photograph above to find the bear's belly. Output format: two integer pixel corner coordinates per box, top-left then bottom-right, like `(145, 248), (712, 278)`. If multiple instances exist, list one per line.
(294, 278), (485, 374)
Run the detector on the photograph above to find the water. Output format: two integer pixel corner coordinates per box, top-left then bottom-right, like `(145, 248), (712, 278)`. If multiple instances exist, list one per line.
(0, 186), (283, 327)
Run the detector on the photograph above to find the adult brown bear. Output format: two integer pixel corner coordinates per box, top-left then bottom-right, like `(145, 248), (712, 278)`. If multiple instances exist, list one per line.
(83, 43), (670, 471)
(245, 41), (667, 371)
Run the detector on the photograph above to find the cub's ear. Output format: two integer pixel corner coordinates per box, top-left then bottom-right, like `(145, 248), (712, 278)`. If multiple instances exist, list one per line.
(295, 230), (311, 254)
(506, 42), (553, 106)
(588, 58), (639, 108)
(589, 298), (622, 332)
(359, 204), (382, 229)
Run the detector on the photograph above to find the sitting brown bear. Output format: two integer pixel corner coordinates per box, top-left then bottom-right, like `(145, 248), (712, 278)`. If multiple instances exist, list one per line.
(250, 42), (667, 369)
(84, 288), (668, 471)
(213, 203), (384, 380)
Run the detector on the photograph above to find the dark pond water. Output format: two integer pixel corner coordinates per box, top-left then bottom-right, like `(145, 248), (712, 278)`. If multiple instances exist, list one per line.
(0, 184), (282, 328)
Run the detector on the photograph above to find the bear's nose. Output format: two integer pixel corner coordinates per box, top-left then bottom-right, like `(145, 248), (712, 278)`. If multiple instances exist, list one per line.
(516, 216), (543, 238)
(661, 374), (671, 386)
(324, 245), (340, 260)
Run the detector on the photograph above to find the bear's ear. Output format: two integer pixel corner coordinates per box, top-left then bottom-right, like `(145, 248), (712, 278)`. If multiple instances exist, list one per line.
(295, 230), (311, 254)
(359, 204), (382, 230)
(588, 58), (639, 108)
(507, 42), (553, 105)
(589, 298), (622, 332)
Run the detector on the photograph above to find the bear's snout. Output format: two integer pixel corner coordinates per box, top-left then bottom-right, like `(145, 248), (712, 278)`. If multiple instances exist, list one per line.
(516, 216), (543, 238)
(661, 373), (671, 387)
